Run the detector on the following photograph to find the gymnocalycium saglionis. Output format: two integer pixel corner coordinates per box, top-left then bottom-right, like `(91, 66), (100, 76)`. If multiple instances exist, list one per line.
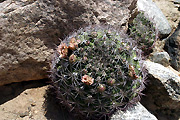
(50, 25), (146, 120)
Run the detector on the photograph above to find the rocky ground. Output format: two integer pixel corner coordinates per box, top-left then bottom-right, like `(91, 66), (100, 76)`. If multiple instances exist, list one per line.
(0, 80), (75, 120)
(0, 0), (180, 120)
(0, 80), (48, 120)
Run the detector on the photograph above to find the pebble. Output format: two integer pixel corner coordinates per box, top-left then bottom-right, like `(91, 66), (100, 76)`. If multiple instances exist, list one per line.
(19, 111), (29, 118)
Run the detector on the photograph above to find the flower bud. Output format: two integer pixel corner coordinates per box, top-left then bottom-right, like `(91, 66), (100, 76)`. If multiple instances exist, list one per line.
(107, 78), (115, 86)
(98, 84), (106, 92)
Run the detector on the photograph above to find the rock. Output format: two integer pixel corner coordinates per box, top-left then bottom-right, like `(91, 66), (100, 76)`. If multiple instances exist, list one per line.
(149, 52), (170, 67)
(164, 22), (180, 71)
(142, 60), (180, 120)
(111, 102), (157, 120)
(19, 111), (29, 118)
(174, 0), (180, 4)
(152, 0), (180, 31)
(0, 0), (135, 86)
(144, 60), (180, 101)
(137, 0), (172, 38)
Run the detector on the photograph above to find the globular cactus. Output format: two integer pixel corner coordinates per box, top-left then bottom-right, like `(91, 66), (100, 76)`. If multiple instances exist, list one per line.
(129, 12), (158, 55)
(50, 25), (146, 120)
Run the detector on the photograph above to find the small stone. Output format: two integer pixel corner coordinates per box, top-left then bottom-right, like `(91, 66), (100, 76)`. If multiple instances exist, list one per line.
(31, 102), (36, 107)
(19, 111), (29, 118)
(149, 52), (170, 67)
(34, 110), (38, 114)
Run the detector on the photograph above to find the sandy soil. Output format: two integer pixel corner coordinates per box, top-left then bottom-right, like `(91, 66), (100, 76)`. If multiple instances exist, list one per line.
(0, 80), (75, 120)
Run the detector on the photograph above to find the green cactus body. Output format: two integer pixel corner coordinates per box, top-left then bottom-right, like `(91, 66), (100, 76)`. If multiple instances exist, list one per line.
(50, 25), (146, 120)
(129, 12), (158, 55)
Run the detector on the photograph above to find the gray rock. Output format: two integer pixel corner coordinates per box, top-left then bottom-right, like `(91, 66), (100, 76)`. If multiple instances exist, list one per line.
(144, 60), (180, 100)
(111, 102), (157, 120)
(142, 60), (180, 119)
(164, 22), (180, 71)
(149, 52), (170, 67)
(137, 0), (172, 38)
(174, 0), (180, 4)
(0, 0), (135, 86)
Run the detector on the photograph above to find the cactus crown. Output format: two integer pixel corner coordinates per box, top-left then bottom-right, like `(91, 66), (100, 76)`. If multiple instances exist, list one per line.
(50, 25), (146, 120)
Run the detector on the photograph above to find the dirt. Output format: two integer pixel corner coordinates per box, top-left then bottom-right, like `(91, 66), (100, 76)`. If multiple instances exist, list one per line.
(0, 80), (75, 120)
(0, 80), (47, 120)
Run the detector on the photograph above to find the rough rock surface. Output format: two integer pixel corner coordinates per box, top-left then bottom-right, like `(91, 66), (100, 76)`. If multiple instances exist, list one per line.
(149, 52), (170, 67)
(111, 102), (157, 120)
(142, 60), (180, 120)
(137, 0), (172, 38)
(0, 0), (134, 86)
(152, 0), (180, 31)
(164, 22), (180, 71)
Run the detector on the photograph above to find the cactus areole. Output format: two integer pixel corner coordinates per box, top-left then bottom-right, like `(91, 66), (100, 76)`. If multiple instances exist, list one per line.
(50, 25), (146, 120)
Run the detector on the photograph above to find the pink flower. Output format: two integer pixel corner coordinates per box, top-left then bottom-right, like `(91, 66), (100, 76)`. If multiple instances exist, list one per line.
(69, 37), (78, 50)
(57, 43), (68, 58)
(69, 54), (77, 63)
(77, 39), (81, 44)
(81, 75), (94, 85)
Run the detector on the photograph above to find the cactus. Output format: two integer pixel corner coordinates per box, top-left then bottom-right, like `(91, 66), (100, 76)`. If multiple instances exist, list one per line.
(129, 12), (158, 55)
(50, 25), (146, 120)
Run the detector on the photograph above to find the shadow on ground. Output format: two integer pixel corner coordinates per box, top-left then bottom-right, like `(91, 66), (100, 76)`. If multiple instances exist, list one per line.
(0, 79), (48, 105)
(44, 86), (110, 120)
(44, 87), (76, 120)
(0, 79), (76, 120)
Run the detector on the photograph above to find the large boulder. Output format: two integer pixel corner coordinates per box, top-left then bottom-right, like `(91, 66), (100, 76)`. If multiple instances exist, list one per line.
(142, 60), (180, 120)
(0, 0), (135, 86)
(164, 22), (180, 72)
